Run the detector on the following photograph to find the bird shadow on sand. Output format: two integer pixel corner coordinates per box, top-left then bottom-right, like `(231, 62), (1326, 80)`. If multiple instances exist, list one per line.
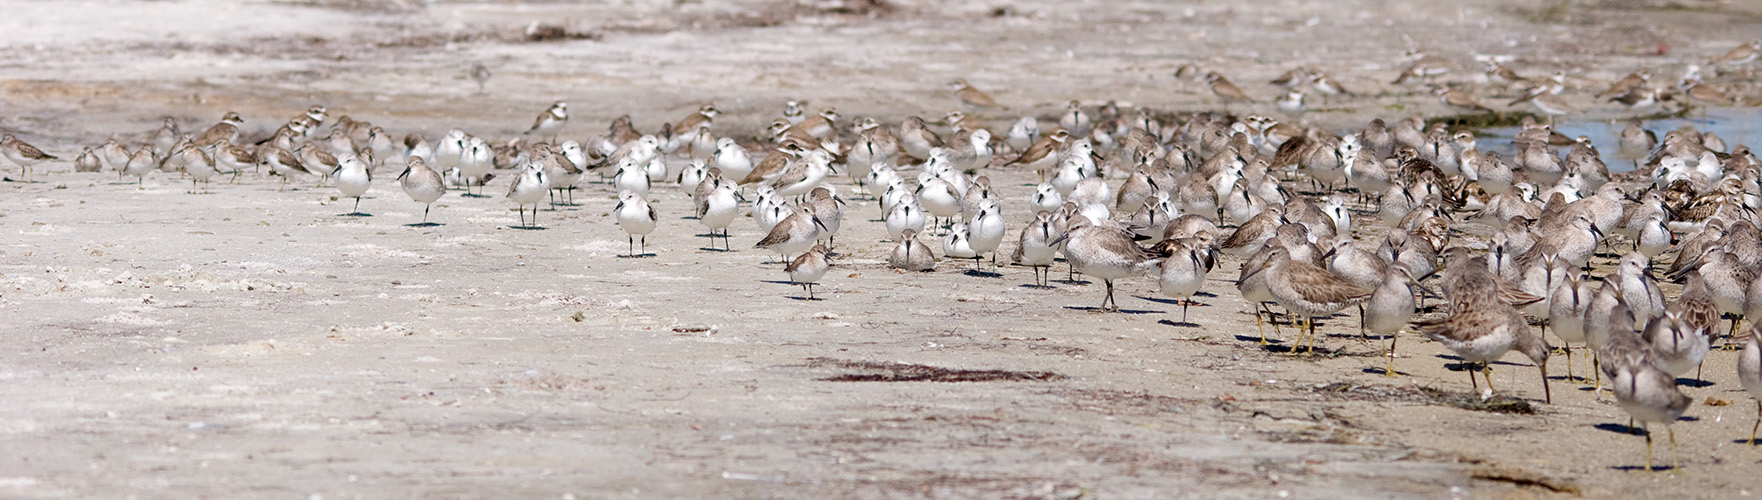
(1018, 283), (1057, 289)
(961, 269), (1003, 278)
(1594, 423), (1646, 435)
(1435, 355), (1536, 369)
(1610, 464), (1679, 472)
(616, 253), (655, 259)
(1157, 319), (1201, 328)
(1063, 306), (1161, 315)
(1236, 334), (1286, 345)
(698, 247), (734, 252)
(508, 225), (547, 230)
(404, 222), (443, 228)
(339, 212), (372, 217)
(1359, 367), (1405, 376)
(1676, 378), (1714, 388)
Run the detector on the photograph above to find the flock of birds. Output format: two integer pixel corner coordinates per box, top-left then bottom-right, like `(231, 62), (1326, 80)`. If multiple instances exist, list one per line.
(4, 39), (1762, 473)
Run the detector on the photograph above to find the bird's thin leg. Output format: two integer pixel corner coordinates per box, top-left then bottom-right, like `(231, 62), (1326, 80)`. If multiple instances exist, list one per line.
(1643, 424), (1655, 472)
(1565, 345), (1575, 382)
(1358, 304), (1367, 339)
(1751, 400), (1760, 445)
(1469, 361), (1480, 391)
(1669, 427), (1678, 471)
(1307, 317), (1319, 353)
(1484, 363), (1498, 395)
(1383, 331), (1400, 377)
(1255, 304), (1269, 345)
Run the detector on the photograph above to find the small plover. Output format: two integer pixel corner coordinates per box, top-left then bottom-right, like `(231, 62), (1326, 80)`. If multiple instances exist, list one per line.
(507, 163), (549, 227)
(1156, 237), (1214, 324)
(698, 181), (741, 251)
(1, 134), (58, 182)
(1012, 210), (1061, 286)
(1738, 332), (1762, 444)
(191, 112), (243, 147)
(786, 244), (832, 300)
(333, 155), (373, 215)
(1062, 216), (1161, 312)
(397, 156), (446, 224)
(967, 200), (1007, 268)
(889, 229), (936, 272)
(1599, 304), (1691, 471)
(615, 190), (658, 257)
(524, 100), (568, 143)
(950, 78), (1005, 110)
(755, 206), (827, 262)
(885, 192), (927, 242)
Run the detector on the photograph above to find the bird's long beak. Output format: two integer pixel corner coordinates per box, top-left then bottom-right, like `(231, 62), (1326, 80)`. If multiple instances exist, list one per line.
(1539, 362), (1552, 404)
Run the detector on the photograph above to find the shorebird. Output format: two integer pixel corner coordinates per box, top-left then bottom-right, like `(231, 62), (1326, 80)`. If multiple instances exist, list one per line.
(507, 163), (549, 227)
(1434, 86), (1493, 113)
(1268, 67), (1310, 89)
(122, 147), (157, 187)
(1059, 101), (1092, 139)
(755, 206), (828, 263)
(397, 157), (446, 224)
(1513, 92), (1576, 124)
(942, 222), (980, 270)
(786, 244), (832, 300)
(1155, 237), (1215, 324)
(1643, 308), (1710, 381)
(1308, 71), (1351, 104)
(524, 100), (568, 143)
(1261, 245), (1374, 354)
(1275, 90), (1306, 115)
(72, 147), (99, 173)
(967, 200), (1007, 268)
(1, 134), (58, 183)
(1062, 216), (1161, 312)
(1600, 304), (1691, 471)
(889, 229), (936, 272)
(951, 78), (1005, 110)
(1367, 266), (1421, 375)
(885, 192), (927, 242)
(1007, 129), (1067, 178)
(1711, 39), (1761, 67)
(333, 155), (372, 214)
(469, 63), (491, 93)
(1392, 52), (1450, 85)
(1205, 72), (1254, 109)
(191, 112), (243, 147)
(459, 137), (494, 196)
(1005, 116), (1039, 152)
(615, 190), (658, 257)
(1548, 271), (1594, 381)
(1597, 69), (1652, 99)
(1417, 253), (1552, 403)
(1739, 330), (1762, 445)
(698, 181), (740, 251)
(1013, 211), (1061, 287)
(1615, 252), (1666, 325)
